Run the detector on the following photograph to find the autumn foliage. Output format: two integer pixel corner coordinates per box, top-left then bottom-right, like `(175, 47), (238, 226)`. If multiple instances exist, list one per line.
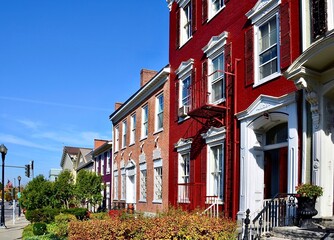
(69, 208), (236, 239)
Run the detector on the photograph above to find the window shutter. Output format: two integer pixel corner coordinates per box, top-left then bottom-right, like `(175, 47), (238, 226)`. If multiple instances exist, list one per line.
(245, 27), (254, 86)
(312, 0), (327, 40)
(191, 67), (196, 109)
(192, 0), (197, 33)
(280, 2), (291, 70)
(202, 0), (208, 24)
(175, 81), (180, 121)
(176, 9), (180, 49)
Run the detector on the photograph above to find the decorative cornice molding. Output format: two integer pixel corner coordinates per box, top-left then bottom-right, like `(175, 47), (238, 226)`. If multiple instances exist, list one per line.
(246, 0), (281, 24)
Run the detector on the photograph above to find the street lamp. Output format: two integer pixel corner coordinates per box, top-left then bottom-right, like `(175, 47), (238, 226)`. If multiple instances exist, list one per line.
(0, 144), (7, 227)
(17, 176), (21, 217)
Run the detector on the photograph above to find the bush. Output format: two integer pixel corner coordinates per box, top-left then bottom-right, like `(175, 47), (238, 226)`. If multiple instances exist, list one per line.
(25, 208), (60, 223)
(32, 222), (47, 236)
(69, 209), (237, 239)
(49, 213), (77, 237)
(89, 212), (109, 220)
(62, 208), (88, 220)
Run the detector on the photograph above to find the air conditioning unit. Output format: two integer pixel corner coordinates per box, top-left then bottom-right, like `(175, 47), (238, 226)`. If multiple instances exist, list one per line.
(178, 105), (189, 117)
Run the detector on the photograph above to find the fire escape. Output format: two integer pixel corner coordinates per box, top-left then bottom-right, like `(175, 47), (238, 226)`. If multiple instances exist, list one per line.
(177, 43), (240, 217)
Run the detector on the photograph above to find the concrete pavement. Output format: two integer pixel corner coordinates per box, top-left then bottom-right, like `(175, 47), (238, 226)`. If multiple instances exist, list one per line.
(0, 216), (30, 240)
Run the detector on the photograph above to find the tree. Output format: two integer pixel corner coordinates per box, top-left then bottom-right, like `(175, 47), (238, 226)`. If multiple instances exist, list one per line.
(75, 170), (103, 210)
(53, 170), (75, 209)
(20, 175), (56, 210)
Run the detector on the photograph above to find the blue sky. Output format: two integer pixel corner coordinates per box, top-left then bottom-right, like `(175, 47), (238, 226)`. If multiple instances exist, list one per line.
(0, 1), (169, 185)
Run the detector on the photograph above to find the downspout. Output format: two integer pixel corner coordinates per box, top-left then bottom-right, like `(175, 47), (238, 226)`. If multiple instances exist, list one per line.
(232, 58), (241, 218)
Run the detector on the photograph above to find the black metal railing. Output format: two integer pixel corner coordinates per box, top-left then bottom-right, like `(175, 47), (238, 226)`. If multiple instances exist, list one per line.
(241, 193), (298, 239)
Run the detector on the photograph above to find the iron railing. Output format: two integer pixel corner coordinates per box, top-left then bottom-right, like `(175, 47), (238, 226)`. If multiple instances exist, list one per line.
(241, 193), (298, 239)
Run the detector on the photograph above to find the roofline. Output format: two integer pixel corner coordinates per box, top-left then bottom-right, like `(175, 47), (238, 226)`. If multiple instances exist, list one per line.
(109, 64), (170, 123)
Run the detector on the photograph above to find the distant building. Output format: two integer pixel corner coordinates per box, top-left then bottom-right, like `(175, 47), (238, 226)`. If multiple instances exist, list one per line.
(109, 66), (170, 215)
(91, 139), (112, 210)
(49, 168), (62, 181)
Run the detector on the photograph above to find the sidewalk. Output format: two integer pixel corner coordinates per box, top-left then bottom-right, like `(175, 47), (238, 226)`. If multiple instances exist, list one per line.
(0, 216), (30, 240)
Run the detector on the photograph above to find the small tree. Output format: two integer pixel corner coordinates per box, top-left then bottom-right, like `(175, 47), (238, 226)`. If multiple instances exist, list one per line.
(54, 170), (75, 209)
(75, 170), (103, 210)
(20, 175), (55, 210)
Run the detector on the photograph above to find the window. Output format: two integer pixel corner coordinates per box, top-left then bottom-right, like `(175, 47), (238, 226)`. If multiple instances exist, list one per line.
(203, 32), (228, 104)
(258, 16), (279, 80)
(140, 166), (147, 201)
(202, 126), (225, 202)
(180, 0), (192, 45)
(114, 126), (119, 152)
(153, 159), (163, 202)
(100, 154), (104, 176)
(210, 0), (224, 18)
(141, 105), (148, 138)
(106, 151), (110, 174)
(130, 114), (136, 144)
(175, 138), (192, 202)
(113, 169), (118, 200)
(156, 94), (164, 131)
(122, 120), (127, 148)
(246, 0), (281, 85)
(121, 168), (126, 200)
(176, 59), (194, 115)
(208, 145), (224, 200)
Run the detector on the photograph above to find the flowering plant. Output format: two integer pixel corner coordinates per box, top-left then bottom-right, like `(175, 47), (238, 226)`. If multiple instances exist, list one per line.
(296, 183), (323, 198)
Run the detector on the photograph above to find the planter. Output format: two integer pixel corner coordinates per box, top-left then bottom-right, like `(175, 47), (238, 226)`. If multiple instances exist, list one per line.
(296, 196), (318, 228)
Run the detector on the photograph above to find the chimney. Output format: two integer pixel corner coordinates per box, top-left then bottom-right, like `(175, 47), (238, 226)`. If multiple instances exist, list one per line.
(94, 139), (107, 150)
(115, 102), (123, 110)
(140, 69), (157, 87)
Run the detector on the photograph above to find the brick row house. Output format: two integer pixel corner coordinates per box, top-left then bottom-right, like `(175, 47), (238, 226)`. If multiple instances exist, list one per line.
(91, 139), (113, 211)
(109, 67), (170, 215)
(166, 0), (302, 220)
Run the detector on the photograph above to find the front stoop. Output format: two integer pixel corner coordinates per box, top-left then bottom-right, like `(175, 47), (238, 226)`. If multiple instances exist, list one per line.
(266, 226), (334, 240)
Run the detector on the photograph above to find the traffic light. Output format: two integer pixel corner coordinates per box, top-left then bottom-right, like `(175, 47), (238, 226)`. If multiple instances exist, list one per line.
(25, 164), (30, 178)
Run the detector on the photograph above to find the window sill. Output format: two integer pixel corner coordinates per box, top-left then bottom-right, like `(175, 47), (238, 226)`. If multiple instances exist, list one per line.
(139, 200), (147, 203)
(253, 72), (281, 88)
(140, 136), (148, 142)
(129, 143), (135, 147)
(178, 116), (190, 123)
(152, 200), (162, 204)
(178, 36), (193, 50)
(207, 6), (226, 23)
(153, 129), (163, 135)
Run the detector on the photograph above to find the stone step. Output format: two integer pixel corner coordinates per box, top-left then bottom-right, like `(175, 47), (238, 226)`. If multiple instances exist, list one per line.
(270, 226), (334, 240)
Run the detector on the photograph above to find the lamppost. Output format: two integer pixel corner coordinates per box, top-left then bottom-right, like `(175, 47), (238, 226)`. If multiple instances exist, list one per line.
(17, 176), (21, 217)
(0, 144), (7, 227)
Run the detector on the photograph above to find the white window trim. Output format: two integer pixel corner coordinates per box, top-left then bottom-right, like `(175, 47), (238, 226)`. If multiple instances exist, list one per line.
(203, 31), (228, 104)
(175, 138), (192, 203)
(153, 158), (163, 203)
(114, 126), (119, 153)
(155, 93), (164, 133)
(178, 0), (192, 47)
(106, 151), (110, 174)
(246, 0), (281, 86)
(113, 169), (118, 200)
(121, 167), (126, 200)
(202, 126), (226, 204)
(208, 0), (225, 21)
(130, 114), (136, 145)
(100, 154), (104, 176)
(328, 0), (334, 31)
(122, 120), (127, 149)
(139, 162), (147, 202)
(141, 104), (149, 140)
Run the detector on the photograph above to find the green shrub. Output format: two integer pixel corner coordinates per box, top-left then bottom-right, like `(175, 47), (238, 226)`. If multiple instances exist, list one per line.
(25, 208), (60, 223)
(62, 208), (88, 220)
(32, 222), (47, 236)
(89, 212), (109, 220)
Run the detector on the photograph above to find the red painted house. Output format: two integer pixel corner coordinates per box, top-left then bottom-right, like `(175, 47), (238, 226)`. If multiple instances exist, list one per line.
(166, 0), (301, 220)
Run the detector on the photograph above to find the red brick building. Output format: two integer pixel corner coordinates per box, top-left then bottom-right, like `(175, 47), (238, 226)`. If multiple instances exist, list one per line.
(166, 0), (300, 220)
(109, 66), (170, 215)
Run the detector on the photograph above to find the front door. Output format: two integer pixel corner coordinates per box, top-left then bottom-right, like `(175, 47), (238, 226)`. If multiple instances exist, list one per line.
(264, 147), (288, 199)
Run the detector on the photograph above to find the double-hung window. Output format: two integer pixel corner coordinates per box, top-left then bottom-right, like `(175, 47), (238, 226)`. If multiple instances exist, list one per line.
(179, 0), (192, 46)
(140, 164), (147, 201)
(113, 167), (118, 200)
(246, 0), (281, 85)
(106, 151), (110, 174)
(210, 0), (224, 18)
(156, 94), (164, 131)
(114, 126), (119, 153)
(122, 120), (127, 148)
(153, 159), (163, 202)
(121, 167), (126, 200)
(258, 16), (279, 80)
(130, 114), (136, 145)
(100, 154), (104, 176)
(203, 32), (228, 104)
(142, 105), (148, 139)
(182, 77), (191, 107)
